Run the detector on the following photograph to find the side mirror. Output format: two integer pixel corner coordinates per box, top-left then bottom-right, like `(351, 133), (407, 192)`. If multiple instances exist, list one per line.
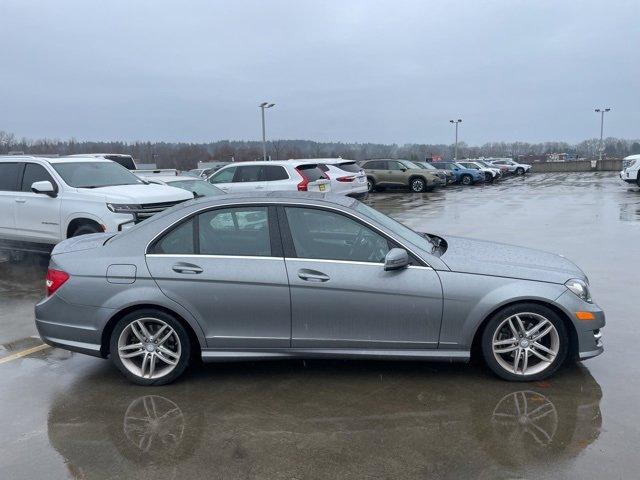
(31, 180), (56, 197)
(400, 168), (407, 172)
(384, 248), (409, 271)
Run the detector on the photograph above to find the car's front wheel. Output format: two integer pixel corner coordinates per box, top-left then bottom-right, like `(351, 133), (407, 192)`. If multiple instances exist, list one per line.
(515, 167), (525, 175)
(481, 303), (568, 381)
(110, 309), (191, 386)
(485, 172), (494, 182)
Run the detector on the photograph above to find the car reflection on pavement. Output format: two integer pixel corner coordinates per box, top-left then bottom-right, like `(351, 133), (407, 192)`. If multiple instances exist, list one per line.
(47, 363), (601, 479)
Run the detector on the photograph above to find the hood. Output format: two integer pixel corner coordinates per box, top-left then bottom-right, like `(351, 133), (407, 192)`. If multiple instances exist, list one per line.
(52, 233), (115, 255)
(78, 184), (194, 204)
(440, 235), (585, 284)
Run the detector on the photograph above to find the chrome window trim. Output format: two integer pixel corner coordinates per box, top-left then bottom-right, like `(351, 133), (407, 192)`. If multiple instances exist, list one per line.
(146, 254), (282, 261)
(144, 201), (432, 267)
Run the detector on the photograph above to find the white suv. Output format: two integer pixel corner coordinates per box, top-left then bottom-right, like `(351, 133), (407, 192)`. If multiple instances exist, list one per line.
(207, 160), (331, 193)
(620, 154), (640, 186)
(487, 158), (532, 175)
(314, 158), (368, 197)
(0, 156), (193, 250)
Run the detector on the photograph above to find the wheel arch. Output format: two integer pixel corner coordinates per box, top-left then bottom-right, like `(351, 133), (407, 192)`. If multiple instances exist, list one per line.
(470, 299), (579, 362)
(101, 303), (203, 361)
(66, 217), (103, 238)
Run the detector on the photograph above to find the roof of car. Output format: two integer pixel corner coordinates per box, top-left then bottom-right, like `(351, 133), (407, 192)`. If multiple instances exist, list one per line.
(218, 160), (325, 168)
(147, 175), (204, 183)
(0, 155), (112, 164)
(184, 190), (358, 209)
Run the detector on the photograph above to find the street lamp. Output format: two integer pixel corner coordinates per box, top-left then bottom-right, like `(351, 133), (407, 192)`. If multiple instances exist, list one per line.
(594, 108), (611, 162)
(449, 119), (462, 160)
(259, 102), (275, 161)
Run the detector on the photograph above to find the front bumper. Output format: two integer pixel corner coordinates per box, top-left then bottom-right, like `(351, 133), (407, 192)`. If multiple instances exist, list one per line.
(555, 289), (605, 360)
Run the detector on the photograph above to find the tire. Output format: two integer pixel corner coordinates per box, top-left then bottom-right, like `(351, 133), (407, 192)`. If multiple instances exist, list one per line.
(481, 303), (569, 382)
(409, 177), (427, 193)
(515, 167), (525, 176)
(366, 177), (376, 193)
(71, 223), (101, 237)
(110, 309), (192, 386)
(485, 172), (494, 183)
(461, 174), (473, 186)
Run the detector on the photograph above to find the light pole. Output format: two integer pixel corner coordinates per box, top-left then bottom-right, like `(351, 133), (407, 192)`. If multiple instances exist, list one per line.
(260, 102), (275, 161)
(449, 119), (462, 160)
(594, 108), (611, 162)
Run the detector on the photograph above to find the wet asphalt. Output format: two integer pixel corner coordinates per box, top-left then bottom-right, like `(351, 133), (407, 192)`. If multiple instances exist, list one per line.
(0, 172), (639, 479)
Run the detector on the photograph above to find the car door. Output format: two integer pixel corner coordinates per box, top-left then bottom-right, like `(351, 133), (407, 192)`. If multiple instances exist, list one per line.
(208, 165), (237, 193)
(387, 160), (409, 185)
(280, 205), (443, 349)
(146, 205), (291, 348)
(363, 160), (388, 185)
(229, 165), (267, 193)
(0, 162), (22, 240)
(14, 162), (62, 243)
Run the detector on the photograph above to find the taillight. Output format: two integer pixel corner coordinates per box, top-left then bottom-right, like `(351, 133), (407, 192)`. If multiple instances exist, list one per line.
(336, 176), (355, 182)
(46, 269), (69, 296)
(296, 168), (309, 191)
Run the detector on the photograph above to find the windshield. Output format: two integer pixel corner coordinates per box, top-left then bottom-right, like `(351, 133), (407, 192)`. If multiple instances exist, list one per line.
(401, 160), (422, 169)
(417, 162), (436, 170)
(53, 162), (145, 188)
(355, 203), (434, 252)
(167, 179), (225, 197)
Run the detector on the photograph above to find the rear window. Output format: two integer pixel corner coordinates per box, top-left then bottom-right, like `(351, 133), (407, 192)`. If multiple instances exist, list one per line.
(0, 163), (22, 191)
(336, 161), (361, 173)
(104, 155), (136, 170)
(296, 164), (324, 182)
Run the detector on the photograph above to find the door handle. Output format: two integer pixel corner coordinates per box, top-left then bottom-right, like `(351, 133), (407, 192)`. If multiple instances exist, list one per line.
(172, 263), (203, 274)
(297, 269), (330, 282)
(15, 199), (26, 203)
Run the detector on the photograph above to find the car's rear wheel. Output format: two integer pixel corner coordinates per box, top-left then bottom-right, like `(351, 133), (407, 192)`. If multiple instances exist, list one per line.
(481, 303), (568, 382)
(515, 167), (525, 175)
(366, 177), (376, 193)
(461, 174), (473, 185)
(410, 177), (426, 193)
(110, 309), (191, 386)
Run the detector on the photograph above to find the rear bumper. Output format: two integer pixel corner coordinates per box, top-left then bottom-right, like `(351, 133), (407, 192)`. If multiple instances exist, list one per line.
(35, 294), (114, 358)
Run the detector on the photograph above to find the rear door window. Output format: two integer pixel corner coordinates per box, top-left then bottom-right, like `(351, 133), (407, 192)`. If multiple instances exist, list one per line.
(264, 165), (289, 181)
(0, 163), (22, 191)
(233, 165), (265, 183)
(152, 219), (195, 254)
(198, 207), (271, 256)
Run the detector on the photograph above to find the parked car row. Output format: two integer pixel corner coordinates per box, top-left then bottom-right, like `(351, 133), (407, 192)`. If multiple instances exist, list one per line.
(358, 158), (531, 192)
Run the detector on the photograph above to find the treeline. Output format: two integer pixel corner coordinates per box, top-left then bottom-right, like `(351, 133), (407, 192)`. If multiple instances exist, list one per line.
(1, 131), (639, 170)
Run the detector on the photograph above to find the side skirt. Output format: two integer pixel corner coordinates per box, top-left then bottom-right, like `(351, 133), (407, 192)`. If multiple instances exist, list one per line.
(201, 348), (470, 363)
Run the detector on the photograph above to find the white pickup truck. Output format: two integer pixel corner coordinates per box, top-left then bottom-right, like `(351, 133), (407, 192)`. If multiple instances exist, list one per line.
(0, 156), (193, 253)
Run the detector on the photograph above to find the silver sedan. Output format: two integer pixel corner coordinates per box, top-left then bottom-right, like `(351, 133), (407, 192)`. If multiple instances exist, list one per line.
(35, 192), (604, 385)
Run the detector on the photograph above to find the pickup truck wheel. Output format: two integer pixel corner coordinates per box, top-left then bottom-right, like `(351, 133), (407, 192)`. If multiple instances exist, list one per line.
(70, 224), (101, 238)
(410, 177), (426, 193)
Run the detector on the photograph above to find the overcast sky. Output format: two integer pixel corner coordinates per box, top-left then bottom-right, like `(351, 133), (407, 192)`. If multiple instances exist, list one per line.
(1, 0), (638, 145)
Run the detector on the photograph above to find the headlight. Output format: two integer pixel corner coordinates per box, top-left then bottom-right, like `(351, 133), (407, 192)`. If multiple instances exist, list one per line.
(106, 203), (141, 214)
(565, 278), (592, 303)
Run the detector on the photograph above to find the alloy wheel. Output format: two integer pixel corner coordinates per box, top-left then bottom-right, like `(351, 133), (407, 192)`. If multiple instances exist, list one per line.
(491, 312), (560, 376)
(118, 318), (182, 380)
(411, 179), (425, 192)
